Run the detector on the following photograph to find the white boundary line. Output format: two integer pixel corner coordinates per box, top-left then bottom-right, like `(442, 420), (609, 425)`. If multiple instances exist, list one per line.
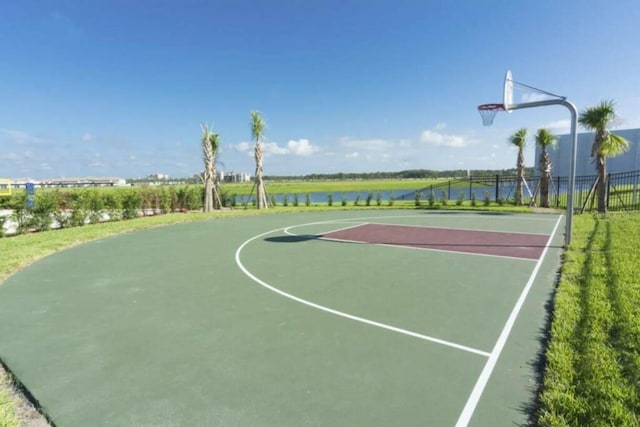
(454, 214), (564, 427)
(235, 223), (492, 358)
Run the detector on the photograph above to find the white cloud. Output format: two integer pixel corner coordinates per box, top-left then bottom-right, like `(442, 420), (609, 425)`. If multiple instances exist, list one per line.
(262, 142), (288, 156)
(540, 119), (571, 135)
(232, 141), (252, 152)
(435, 122), (447, 130)
(345, 152), (359, 159)
(82, 132), (93, 142)
(419, 129), (470, 148)
(286, 139), (319, 156)
(231, 139), (320, 157)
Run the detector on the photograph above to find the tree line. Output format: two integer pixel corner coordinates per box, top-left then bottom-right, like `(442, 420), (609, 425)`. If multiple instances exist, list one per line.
(264, 168), (535, 181)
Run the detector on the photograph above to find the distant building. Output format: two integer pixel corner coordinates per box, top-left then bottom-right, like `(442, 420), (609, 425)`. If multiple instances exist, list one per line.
(10, 177), (128, 188)
(148, 173), (169, 180)
(223, 172), (251, 183)
(535, 128), (640, 177)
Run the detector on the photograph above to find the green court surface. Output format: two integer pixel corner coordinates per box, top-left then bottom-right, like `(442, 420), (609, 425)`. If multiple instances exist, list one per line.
(0, 210), (565, 426)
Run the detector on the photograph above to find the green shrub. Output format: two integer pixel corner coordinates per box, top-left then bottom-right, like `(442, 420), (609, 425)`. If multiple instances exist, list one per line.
(471, 192), (477, 207)
(139, 186), (155, 214)
(180, 186), (203, 211)
(7, 191), (26, 210)
(282, 194), (288, 206)
(159, 187), (172, 213)
(483, 190), (491, 206)
(341, 194), (347, 206)
(376, 192), (382, 206)
(122, 190), (141, 219)
(103, 190), (123, 220)
(68, 190), (90, 227)
(456, 191), (464, 206)
(366, 193), (373, 206)
(388, 192), (394, 206)
(327, 194), (333, 206)
(293, 193), (299, 207)
(305, 193), (311, 206)
(354, 194), (361, 206)
(415, 191), (422, 206)
(86, 189), (105, 223)
(427, 191), (435, 207)
(440, 190), (448, 206)
(30, 190), (58, 231)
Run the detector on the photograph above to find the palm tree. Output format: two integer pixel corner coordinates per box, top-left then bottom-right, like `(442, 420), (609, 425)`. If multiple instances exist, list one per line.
(201, 124), (221, 212)
(535, 128), (556, 208)
(578, 100), (630, 213)
(250, 111), (268, 209)
(509, 128), (528, 206)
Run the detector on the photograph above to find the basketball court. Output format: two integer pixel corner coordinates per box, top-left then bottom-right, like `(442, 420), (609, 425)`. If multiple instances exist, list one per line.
(0, 210), (565, 426)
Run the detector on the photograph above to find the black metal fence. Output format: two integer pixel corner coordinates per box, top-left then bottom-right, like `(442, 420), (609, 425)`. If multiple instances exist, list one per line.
(398, 169), (640, 212)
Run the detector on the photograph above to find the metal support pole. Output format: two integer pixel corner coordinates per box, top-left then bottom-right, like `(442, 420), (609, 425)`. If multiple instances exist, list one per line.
(510, 99), (578, 245)
(563, 100), (578, 246)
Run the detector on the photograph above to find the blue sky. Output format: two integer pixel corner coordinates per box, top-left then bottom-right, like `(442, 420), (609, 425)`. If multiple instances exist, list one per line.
(1, 1), (639, 179)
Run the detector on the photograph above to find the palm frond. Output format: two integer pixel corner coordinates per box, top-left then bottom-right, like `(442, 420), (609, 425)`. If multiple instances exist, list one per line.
(535, 128), (556, 149)
(578, 100), (616, 131)
(250, 111), (265, 143)
(601, 133), (631, 157)
(509, 128), (528, 148)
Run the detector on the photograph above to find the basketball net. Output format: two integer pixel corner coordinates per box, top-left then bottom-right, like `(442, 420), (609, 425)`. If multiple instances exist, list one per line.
(477, 104), (505, 126)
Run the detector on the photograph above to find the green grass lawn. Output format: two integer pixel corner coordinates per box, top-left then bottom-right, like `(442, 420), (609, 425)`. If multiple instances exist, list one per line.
(538, 211), (640, 426)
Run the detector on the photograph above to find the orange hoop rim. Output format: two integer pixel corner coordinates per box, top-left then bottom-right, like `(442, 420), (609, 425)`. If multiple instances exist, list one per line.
(477, 103), (505, 111)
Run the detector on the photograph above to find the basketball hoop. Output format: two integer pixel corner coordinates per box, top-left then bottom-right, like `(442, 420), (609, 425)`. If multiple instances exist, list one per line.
(477, 103), (505, 126)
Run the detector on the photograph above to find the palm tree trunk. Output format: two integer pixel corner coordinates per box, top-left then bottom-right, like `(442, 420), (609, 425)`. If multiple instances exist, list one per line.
(539, 150), (551, 208)
(211, 155), (222, 209)
(515, 148), (524, 205)
(255, 143), (264, 209)
(597, 154), (607, 213)
(203, 157), (214, 213)
(204, 179), (213, 212)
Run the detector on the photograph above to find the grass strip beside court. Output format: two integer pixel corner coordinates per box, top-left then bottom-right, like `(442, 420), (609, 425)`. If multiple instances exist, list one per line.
(538, 211), (640, 426)
(0, 374), (20, 427)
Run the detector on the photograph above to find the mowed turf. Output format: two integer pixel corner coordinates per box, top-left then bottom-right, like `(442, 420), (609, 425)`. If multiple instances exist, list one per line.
(0, 211), (565, 426)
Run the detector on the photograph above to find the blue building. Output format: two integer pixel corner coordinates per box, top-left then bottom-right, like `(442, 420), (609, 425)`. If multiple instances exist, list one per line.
(535, 128), (640, 178)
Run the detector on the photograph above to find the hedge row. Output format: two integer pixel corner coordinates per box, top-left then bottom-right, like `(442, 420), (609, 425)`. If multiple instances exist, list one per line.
(0, 186), (235, 236)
